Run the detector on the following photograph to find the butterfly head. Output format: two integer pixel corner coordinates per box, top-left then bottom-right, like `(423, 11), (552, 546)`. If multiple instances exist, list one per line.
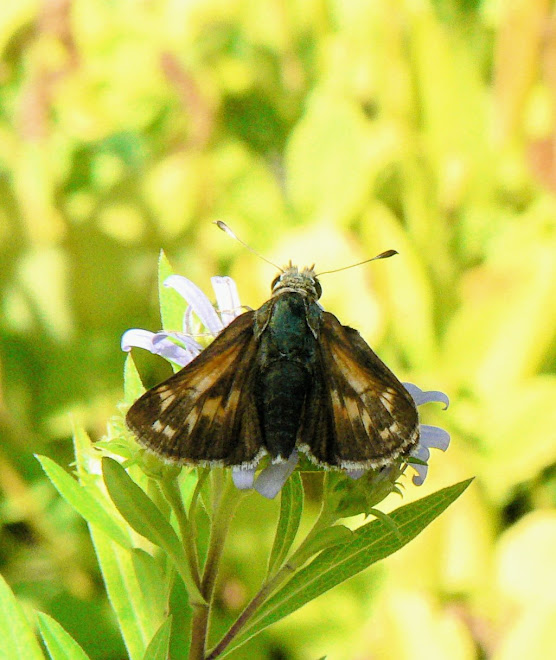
(271, 262), (322, 301)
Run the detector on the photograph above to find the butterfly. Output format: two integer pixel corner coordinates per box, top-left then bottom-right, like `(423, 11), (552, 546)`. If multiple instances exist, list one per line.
(126, 261), (420, 474)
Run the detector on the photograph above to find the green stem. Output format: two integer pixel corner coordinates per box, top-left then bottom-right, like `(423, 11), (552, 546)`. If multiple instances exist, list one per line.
(160, 476), (202, 593)
(190, 603), (210, 660)
(202, 473), (238, 595)
(205, 559), (294, 660)
(189, 471), (243, 659)
(206, 490), (338, 659)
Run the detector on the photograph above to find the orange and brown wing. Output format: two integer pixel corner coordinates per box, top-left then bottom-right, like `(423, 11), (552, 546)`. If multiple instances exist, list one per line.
(126, 311), (263, 466)
(300, 311), (419, 470)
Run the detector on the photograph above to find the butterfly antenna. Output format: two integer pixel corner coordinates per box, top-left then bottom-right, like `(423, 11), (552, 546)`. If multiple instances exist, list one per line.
(214, 221), (283, 271)
(316, 249), (398, 276)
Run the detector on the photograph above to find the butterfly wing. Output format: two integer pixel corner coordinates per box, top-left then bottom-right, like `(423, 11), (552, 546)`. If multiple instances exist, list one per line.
(299, 311), (419, 470)
(126, 311), (264, 466)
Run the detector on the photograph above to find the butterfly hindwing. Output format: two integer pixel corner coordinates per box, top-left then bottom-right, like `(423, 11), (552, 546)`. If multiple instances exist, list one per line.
(300, 311), (419, 469)
(126, 311), (263, 466)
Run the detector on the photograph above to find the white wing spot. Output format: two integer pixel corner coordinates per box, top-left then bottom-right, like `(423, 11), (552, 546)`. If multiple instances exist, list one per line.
(152, 420), (164, 432)
(163, 425), (177, 439)
(345, 398), (360, 420)
(379, 394), (395, 415)
(362, 410), (374, 436)
(379, 428), (390, 440)
(201, 398), (222, 419)
(158, 393), (176, 412)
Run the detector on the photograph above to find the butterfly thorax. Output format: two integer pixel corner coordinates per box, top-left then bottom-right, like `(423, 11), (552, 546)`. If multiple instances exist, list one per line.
(270, 264), (321, 303)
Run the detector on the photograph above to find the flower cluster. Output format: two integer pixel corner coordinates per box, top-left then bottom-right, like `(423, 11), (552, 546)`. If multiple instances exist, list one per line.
(122, 274), (450, 499)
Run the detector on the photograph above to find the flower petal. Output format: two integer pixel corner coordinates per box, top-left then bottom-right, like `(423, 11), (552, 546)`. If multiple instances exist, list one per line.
(153, 332), (203, 356)
(403, 383), (450, 409)
(346, 468), (366, 480)
(410, 443), (431, 463)
(183, 305), (193, 334)
(150, 333), (201, 366)
(150, 337), (192, 366)
(232, 467), (256, 490)
(164, 275), (223, 336)
(121, 329), (156, 352)
(419, 425), (450, 451)
(255, 451), (298, 499)
(410, 462), (428, 486)
(121, 329), (194, 366)
(212, 276), (242, 326)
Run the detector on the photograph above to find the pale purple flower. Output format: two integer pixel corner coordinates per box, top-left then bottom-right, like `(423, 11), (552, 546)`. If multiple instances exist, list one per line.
(121, 275), (242, 365)
(122, 274), (450, 499)
(403, 383), (450, 486)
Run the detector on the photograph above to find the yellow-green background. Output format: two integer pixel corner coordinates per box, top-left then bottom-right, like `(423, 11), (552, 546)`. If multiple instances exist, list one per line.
(1, 0), (555, 658)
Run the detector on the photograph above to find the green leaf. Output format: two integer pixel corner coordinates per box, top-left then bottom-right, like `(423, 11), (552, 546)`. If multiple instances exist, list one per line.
(72, 425), (95, 479)
(131, 549), (167, 619)
(102, 457), (183, 553)
(291, 525), (353, 568)
(37, 612), (91, 660)
(36, 455), (132, 550)
(267, 472), (304, 576)
(167, 573), (192, 658)
(124, 354), (145, 404)
(158, 250), (183, 332)
(102, 458), (205, 604)
(366, 508), (401, 541)
(0, 573), (44, 660)
(142, 617), (172, 660)
(89, 527), (160, 660)
(224, 479), (472, 656)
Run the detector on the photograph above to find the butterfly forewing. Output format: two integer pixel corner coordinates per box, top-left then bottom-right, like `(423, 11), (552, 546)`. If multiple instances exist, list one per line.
(126, 311), (264, 465)
(300, 311), (419, 470)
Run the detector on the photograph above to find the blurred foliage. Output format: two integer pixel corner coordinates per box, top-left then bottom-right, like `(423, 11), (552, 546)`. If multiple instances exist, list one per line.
(0, 0), (555, 658)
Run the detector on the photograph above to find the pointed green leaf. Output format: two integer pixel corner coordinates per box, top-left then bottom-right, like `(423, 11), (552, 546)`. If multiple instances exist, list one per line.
(0, 573), (44, 660)
(291, 525), (353, 568)
(131, 549), (167, 620)
(36, 455), (131, 550)
(71, 425), (95, 480)
(167, 573), (192, 657)
(158, 250), (184, 332)
(366, 508), (402, 541)
(267, 472), (303, 576)
(102, 457), (183, 554)
(142, 617), (172, 660)
(224, 479), (472, 656)
(89, 527), (159, 660)
(124, 354), (145, 404)
(102, 458), (205, 604)
(37, 612), (91, 660)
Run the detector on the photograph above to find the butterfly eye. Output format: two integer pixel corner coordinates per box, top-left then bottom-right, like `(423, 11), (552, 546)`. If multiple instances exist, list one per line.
(314, 278), (322, 299)
(271, 274), (282, 291)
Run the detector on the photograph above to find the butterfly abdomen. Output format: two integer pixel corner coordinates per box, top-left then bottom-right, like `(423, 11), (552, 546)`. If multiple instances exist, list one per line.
(255, 293), (319, 462)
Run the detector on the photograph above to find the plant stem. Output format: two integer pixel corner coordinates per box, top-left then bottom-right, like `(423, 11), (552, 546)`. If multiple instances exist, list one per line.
(190, 602), (210, 660)
(202, 474), (238, 591)
(206, 493), (338, 658)
(188, 471), (242, 659)
(205, 559), (294, 659)
(161, 476), (202, 593)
